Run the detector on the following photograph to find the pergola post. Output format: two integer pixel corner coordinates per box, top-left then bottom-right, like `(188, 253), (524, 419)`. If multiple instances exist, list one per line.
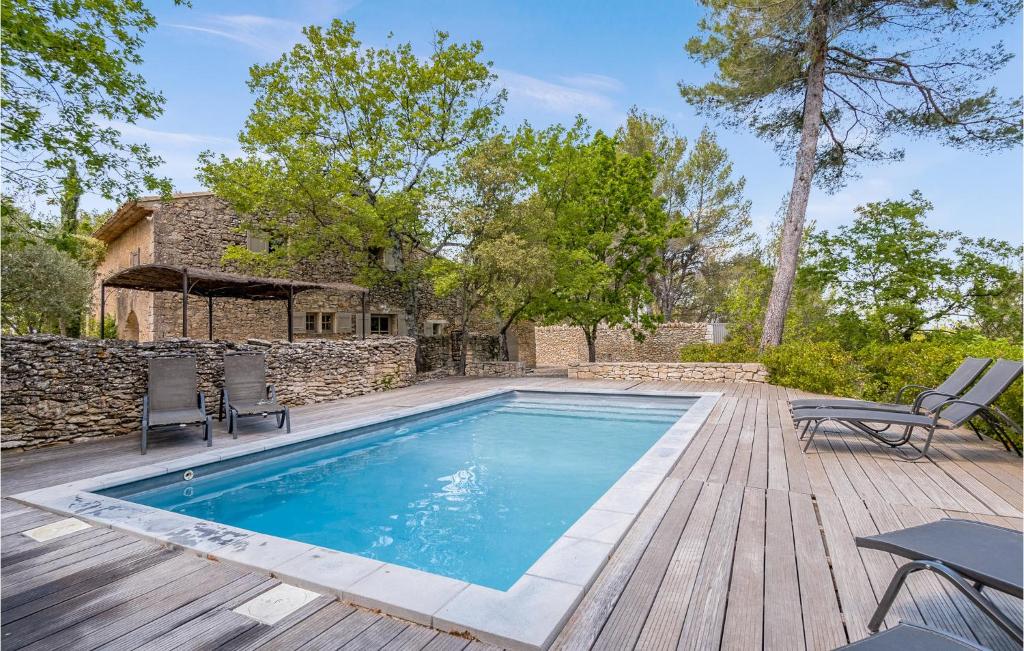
(99, 283), (106, 340)
(287, 284), (294, 343)
(361, 291), (367, 340)
(208, 296), (214, 340)
(181, 267), (189, 338)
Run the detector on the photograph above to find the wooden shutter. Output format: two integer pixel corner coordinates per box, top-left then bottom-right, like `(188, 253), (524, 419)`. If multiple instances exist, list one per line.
(291, 311), (306, 334)
(246, 233), (270, 254)
(395, 314), (407, 336)
(336, 312), (353, 334)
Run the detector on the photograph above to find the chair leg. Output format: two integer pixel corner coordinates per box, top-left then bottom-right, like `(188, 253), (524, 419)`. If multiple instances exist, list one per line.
(229, 410), (237, 439)
(870, 560), (1023, 644)
(206, 416), (213, 447)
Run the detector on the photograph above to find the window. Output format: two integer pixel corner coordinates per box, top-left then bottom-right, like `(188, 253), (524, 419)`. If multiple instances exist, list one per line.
(305, 312), (317, 332)
(129, 248), (140, 267)
(370, 314), (391, 335)
(368, 246), (385, 265)
(320, 312), (334, 333)
(431, 322), (443, 336)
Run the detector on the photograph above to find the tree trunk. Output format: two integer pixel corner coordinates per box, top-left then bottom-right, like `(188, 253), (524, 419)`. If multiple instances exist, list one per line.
(499, 325), (511, 362)
(583, 326), (597, 363)
(457, 286), (471, 376)
(759, 0), (830, 351)
(403, 284), (426, 372)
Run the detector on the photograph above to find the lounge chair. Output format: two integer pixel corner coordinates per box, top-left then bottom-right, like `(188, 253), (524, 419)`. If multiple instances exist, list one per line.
(219, 352), (290, 437)
(794, 359), (1023, 460)
(856, 518), (1023, 645)
(791, 357), (991, 414)
(832, 622), (988, 650)
(141, 356), (212, 455)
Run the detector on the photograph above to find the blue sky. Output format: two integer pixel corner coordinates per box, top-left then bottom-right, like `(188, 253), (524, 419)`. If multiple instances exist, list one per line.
(87, 0), (1023, 244)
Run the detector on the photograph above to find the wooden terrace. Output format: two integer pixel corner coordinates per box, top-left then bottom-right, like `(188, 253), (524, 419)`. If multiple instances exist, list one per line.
(2, 378), (1021, 650)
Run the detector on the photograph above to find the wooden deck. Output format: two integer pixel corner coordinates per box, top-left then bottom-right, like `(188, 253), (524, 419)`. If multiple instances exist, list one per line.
(2, 377), (1021, 650)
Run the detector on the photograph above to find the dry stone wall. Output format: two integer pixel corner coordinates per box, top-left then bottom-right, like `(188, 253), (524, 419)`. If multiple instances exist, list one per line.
(465, 361), (526, 377)
(567, 362), (768, 383)
(535, 322), (712, 366)
(1, 335), (416, 450)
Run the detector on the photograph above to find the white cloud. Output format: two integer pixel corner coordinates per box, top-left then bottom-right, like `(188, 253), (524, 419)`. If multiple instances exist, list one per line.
(167, 14), (303, 56)
(110, 122), (236, 148)
(496, 69), (622, 115)
(556, 73), (624, 93)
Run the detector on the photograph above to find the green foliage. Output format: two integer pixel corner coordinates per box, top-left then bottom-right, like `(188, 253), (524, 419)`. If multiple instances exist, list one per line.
(616, 110), (752, 318)
(199, 21), (504, 353)
(2, 201), (94, 335)
(804, 192), (1023, 342)
(760, 341), (862, 397)
(678, 338), (758, 363)
(528, 123), (669, 360)
(2, 0), (175, 205)
(681, 0), (1022, 188)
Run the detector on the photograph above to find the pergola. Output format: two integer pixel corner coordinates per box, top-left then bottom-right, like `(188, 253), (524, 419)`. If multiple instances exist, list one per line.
(99, 264), (369, 342)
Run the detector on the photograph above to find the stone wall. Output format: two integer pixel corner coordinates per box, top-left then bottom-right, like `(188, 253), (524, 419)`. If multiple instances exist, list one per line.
(535, 322), (712, 366)
(567, 362), (768, 383)
(465, 361), (526, 377)
(1, 334), (416, 450)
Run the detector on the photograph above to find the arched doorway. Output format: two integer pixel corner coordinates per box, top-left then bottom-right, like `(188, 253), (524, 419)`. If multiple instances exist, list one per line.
(121, 311), (140, 341)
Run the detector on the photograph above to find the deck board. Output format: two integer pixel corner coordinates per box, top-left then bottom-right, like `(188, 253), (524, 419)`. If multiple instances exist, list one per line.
(3, 376), (1021, 650)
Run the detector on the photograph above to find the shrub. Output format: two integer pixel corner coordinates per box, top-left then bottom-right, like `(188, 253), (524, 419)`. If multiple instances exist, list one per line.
(678, 339), (759, 363)
(682, 332), (1022, 447)
(761, 341), (863, 397)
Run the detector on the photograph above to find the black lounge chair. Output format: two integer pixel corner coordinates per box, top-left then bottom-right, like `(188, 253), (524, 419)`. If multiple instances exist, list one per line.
(794, 359), (1023, 460)
(832, 622), (988, 650)
(855, 518), (1023, 646)
(141, 356), (212, 455)
(791, 357), (991, 414)
(219, 352), (290, 437)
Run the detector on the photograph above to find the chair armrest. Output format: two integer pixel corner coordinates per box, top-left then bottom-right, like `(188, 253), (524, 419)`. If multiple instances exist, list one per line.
(896, 384), (934, 403)
(933, 398), (987, 426)
(267, 384), (276, 401)
(911, 390), (957, 413)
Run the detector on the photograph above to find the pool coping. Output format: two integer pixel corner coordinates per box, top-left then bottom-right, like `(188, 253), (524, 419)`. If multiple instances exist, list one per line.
(11, 385), (720, 650)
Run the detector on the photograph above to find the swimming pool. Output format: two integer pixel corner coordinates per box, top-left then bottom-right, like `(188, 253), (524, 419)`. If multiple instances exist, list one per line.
(104, 391), (694, 590)
(14, 386), (718, 649)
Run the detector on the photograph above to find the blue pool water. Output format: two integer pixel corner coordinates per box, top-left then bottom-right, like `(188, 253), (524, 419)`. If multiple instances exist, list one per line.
(117, 391), (693, 590)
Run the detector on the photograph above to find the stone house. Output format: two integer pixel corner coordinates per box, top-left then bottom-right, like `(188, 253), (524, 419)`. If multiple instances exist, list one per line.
(91, 192), (535, 366)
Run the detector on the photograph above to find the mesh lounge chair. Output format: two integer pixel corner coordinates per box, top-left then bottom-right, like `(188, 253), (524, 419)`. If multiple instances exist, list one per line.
(794, 359), (1023, 460)
(832, 622), (988, 650)
(219, 352), (290, 437)
(791, 357), (991, 414)
(856, 518), (1023, 645)
(141, 356), (212, 455)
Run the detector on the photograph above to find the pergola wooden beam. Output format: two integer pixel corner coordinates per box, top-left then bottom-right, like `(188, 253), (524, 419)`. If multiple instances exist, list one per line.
(99, 264), (368, 342)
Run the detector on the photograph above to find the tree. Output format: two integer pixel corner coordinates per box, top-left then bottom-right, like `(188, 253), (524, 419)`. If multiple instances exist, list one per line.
(198, 21), (504, 370)
(804, 192), (1023, 342)
(532, 124), (669, 362)
(682, 0), (1023, 350)
(1, 200), (93, 335)
(2, 0), (176, 224)
(617, 113), (751, 318)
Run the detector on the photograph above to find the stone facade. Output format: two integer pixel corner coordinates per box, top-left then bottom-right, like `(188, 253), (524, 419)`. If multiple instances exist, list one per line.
(465, 361), (526, 377)
(91, 193), (534, 367)
(1, 334), (416, 451)
(567, 362), (768, 383)
(535, 322), (713, 366)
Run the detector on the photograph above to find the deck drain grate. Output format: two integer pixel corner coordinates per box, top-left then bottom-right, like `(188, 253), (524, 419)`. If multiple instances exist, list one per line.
(232, 583), (322, 625)
(22, 518), (91, 542)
